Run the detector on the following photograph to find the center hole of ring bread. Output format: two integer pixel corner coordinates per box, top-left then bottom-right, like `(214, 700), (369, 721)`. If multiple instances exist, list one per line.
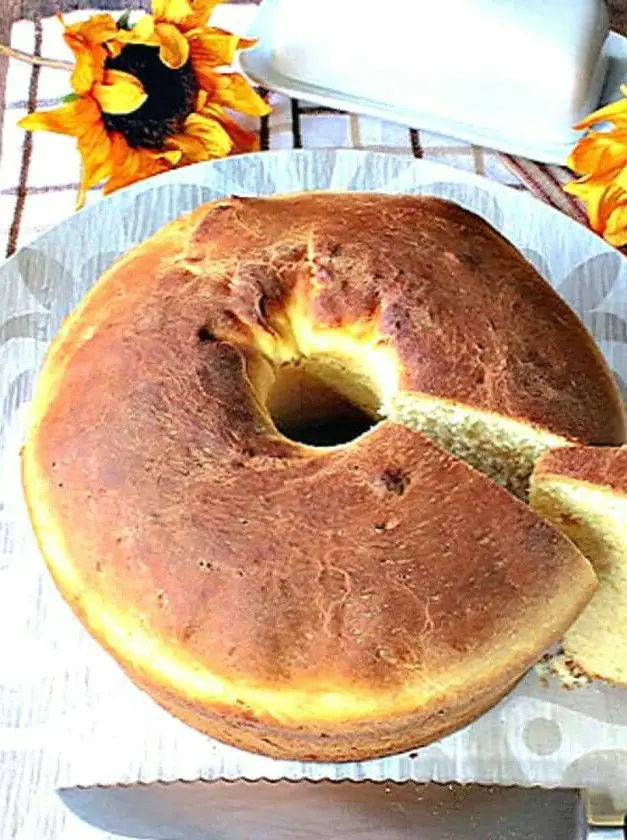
(266, 356), (380, 447)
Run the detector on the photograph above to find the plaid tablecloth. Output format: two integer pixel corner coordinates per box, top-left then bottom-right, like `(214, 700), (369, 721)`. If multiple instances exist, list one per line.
(0, 3), (599, 260)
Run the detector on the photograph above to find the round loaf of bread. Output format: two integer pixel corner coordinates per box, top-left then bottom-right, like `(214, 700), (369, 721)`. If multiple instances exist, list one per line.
(22, 193), (623, 760)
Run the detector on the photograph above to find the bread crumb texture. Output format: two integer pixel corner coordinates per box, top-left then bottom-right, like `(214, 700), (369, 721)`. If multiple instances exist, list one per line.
(531, 447), (627, 686)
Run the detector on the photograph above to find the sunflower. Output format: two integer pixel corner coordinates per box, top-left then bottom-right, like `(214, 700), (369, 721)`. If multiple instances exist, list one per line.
(19, 0), (270, 206)
(565, 86), (627, 248)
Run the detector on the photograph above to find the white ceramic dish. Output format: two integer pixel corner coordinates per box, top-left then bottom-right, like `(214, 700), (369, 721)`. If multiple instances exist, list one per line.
(241, 0), (627, 164)
(1, 152), (627, 820)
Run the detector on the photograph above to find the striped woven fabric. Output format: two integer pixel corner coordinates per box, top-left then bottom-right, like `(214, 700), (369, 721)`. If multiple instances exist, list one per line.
(0, 2), (608, 259)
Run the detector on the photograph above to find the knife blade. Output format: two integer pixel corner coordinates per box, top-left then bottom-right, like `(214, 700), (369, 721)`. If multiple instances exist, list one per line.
(58, 781), (588, 840)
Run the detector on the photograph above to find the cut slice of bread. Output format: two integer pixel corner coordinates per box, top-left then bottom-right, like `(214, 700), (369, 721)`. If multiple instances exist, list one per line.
(530, 446), (627, 685)
(392, 393), (570, 500)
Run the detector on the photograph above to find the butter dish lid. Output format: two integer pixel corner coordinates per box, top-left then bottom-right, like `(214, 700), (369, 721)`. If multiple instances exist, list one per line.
(241, 0), (623, 164)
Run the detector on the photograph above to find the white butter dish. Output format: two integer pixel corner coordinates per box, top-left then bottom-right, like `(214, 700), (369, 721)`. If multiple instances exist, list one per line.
(241, 0), (624, 164)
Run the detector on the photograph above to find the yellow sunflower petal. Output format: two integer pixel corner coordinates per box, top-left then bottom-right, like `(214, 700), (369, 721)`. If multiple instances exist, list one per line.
(567, 130), (627, 178)
(597, 184), (621, 229)
(188, 29), (239, 69)
(77, 118), (112, 184)
(564, 176), (612, 231)
(192, 62), (217, 96)
(76, 118), (113, 207)
(106, 38), (124, 59)
(212, 73), (270, 116)
(72, 48), (106, 94)
(183, 112), (233, 157)
(154, 22), (190, 69)
(104, 134), (143, 193)
(180, 0), (225, 30)
(152, 0), (195, 24)
(604, 201), (627, 247)
(575, 96), (627, 130)
(199, 101), (259, 153)
(63, 13), (119, 47)
(19, 105), (78, 136)
(195, 88), (209, 110)
(616, 165), (627, 193)
(166, 132), (210, 163)
(594, 183), (627, 245)
(234, 35), (257, 51)
(125, 14), (158, 44)
(104, 132), (182, 195)
(92, 69), (148, 115)
(63, 14), (122, 93)
(104, 152), (178, 193)
(18, 97), (101, 138)
(209, 27), (257, 50)
(162, 149), (183, 165)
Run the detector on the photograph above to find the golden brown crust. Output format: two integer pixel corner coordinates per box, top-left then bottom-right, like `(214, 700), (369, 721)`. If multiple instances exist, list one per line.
(534, 446), (627, 495)
(181, 193), (625, 443)
(22, 192), (607, 760)
(25, 418), (595, 759)
(26, 416), (594, 683)
(131, 669), (525, 762)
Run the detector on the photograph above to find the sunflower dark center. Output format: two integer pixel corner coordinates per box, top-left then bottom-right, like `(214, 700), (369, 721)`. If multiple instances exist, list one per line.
(103, 44), (198, 149)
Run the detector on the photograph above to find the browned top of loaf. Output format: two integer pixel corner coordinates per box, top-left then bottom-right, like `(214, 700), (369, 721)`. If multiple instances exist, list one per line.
(534, 446), (627, 495)
(167, 193), (623, 443)
(21, 192), (604, 730)
(26, 411), (593, 706)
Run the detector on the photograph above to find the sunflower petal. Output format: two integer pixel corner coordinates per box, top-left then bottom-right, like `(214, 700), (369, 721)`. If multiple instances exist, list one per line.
(192, 62), (217, 96)
(592, 183), (627, 246)
(565, 176), (613, 231)
(195, 88), (209, 110)
(575, 96), (627, 130)
(163, 149), (183, 165)
(92, 69), (148, 115)
(596, 184), (622, 230)
(125, 13), (158, 44)
(604, 200), (627, 247)
(152, 0), (195, 23)
(183, 112), (233, 157)
(616, 165), (627, 193)
(105, 132), (180, 194)
(182, 0), (225, 29)
(234, 35), (257, 51)
(207, 26), (257, 50)
(154, 22), (190, 69)
(199, 101), (259, 153)
(567, 130), (627, 178)
(166, 132), (210, 163)
(72, 47), (106, 93)
(63, 14), (122, 93)
(105, 134), (144, 193)
(106, 38), (124, 59)
(212, 73), (270, 116)
(189, 28), (239, 68)
(76, 118), (112, 207)
(63, 13), (119, 47)
(19, 106), (77, 136)
(19, 97), (101, 137)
